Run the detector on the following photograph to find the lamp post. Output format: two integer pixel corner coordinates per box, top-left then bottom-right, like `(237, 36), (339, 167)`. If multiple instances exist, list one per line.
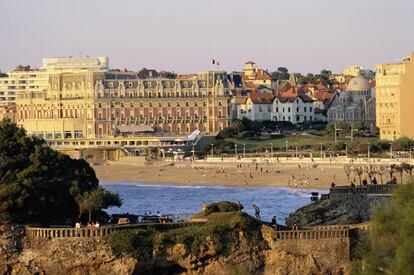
(286, 140), (288, 152)
(390, 143), (393, 159)
(320, 143), (323, 158)
(335, 124), (342, 143)
(269, 143), (273, 159)
(242, 143), (246, 158)
(235, 144), (238, 157)
(295, 143), (298, 158)
(210, 143), (214, 159)
(367, 144), (370, 160)
(350, 125), (358, 142)
(192, 146), (195, 159)
(345, 145), (348, 158)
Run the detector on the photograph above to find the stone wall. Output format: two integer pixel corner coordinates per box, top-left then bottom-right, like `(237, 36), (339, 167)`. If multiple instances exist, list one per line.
(261, 226), (350, 274)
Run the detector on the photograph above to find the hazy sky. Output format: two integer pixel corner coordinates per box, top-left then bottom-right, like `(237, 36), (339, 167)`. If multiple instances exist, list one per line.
(1, 0), (413, 74)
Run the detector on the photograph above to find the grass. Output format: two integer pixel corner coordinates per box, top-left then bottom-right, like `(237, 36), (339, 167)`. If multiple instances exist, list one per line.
(106, 201), (266, 258)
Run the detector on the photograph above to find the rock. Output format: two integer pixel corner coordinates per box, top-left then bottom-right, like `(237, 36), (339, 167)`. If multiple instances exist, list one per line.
(286, 193), (391, 227)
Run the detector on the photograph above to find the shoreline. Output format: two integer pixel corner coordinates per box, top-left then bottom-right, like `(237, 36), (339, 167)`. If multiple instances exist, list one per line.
(99, 180), (329, 190)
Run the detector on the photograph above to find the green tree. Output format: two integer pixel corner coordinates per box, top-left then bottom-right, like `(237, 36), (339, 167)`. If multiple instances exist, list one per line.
(78, 187), (122, 222)
(271, 67), (289, 80)
(393, 136), (414, 151)
(0, 119), (120, 224)
(352, 183), (414, 274)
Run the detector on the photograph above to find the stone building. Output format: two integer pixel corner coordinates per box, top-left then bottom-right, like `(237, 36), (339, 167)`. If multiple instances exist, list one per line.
(376, 52), (414, 140)
(16, 70), (231, 140)
(237, 92), (274, 121)
(271, 88), (314, 124)
(327, 76), (376, 127)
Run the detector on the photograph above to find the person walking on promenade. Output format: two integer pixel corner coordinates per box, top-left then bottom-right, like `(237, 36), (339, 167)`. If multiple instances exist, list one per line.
(372, 177), (378, 185)
(252, 204), (261, 220)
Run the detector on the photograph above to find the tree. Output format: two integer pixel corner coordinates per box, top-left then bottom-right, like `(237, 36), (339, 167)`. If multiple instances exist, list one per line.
(271, 67), (289, 80)
(355, 167), (365, 185)
(344, 165), (352, 184)
(376, 165), (386, 185)
(159, 71), (177, 79)
(0, 119), (120, 224)
(352, 183), (414, 274)
(402, 163), (414, 178)
(393, 136), (414, 151)
(78, 187), (122, 222)
(394, 164), (405, 184)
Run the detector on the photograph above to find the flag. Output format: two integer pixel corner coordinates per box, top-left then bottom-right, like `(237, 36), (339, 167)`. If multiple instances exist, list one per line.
(212, 59), (215, 65)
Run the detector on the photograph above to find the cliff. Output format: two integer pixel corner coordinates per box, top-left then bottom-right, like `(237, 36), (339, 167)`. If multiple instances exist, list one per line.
(0, 210), (349, 274)
(286, 193), (391, 227)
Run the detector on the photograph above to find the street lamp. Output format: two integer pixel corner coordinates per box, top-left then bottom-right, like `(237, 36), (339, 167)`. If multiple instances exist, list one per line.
(286, 140), (288, 152)
(295, 143), (298, 158)
(345, 145), (348, 158)
(191, 146), (195, 159)
(210, 143), (214, 159)
(319, 143), (323, 158)
(390, 143), (393, 159)
(242, 143), (246, 158)
(269, 143), (273, 159)
(334, 124), (342, 143)
(350, 125), (358, 143)
(235, 144), (238, 157)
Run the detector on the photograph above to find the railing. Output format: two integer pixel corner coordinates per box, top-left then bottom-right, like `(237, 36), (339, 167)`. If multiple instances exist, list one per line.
(330, 185), (397, 195)
(272, 228), (349, 240)
(26, 221), (205, 239)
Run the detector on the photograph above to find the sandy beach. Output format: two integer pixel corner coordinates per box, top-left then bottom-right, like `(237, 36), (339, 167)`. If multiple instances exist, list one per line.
(93, 160), (371, 188)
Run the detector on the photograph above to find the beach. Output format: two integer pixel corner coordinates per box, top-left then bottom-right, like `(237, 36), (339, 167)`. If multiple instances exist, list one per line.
(94, 160), (364, 188)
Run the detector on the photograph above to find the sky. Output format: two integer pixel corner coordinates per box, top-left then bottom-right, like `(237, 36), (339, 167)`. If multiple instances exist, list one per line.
(1, 0), (413, 74)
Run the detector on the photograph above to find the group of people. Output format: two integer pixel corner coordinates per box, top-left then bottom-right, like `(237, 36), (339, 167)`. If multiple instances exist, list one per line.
(75, 221), (100, 229)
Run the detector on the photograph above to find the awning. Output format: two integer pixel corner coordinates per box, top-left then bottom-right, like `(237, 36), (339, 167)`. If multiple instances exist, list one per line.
(117, 125), (155, 133)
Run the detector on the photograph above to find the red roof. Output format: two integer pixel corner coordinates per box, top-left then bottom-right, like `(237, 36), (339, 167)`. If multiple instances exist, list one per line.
(276, 87), (313, 103)
(248, 92), (274, 104)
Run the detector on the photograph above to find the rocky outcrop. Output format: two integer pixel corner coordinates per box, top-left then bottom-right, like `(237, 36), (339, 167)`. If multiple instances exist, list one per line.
(0, 224), (136, 275)
(1, 221), (349, 275)
(286, 194), (391, 227)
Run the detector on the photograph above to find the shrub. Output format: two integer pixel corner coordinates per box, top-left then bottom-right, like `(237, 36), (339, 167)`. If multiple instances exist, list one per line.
(238, 131), (256, 139)
(204, 201), (239, 215)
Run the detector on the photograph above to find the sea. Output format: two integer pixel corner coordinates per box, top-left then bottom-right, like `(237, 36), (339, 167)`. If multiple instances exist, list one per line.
(102, 182), (328, 224)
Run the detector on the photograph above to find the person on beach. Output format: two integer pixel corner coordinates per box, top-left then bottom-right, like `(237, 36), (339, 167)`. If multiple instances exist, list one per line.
(252, 204), (261, 220)
(331, 182), (336, 188)
(372, 177), (378, 185)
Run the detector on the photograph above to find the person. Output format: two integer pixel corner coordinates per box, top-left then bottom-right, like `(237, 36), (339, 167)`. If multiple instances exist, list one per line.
(362, 179), (368, 186)
(331, 182), (336, 188)
(292, 223), (298, 230)
(351, 182), (356, 187)
(392, 176), (397, 184)
(252, 204), (261, 220)
(271, 216), (277, 226)
(202, 201), (208, 214)
(75, 221), (81, 237)
(372, 177), (378, 185)
(237, 201), (244, 212)
(95, 221), (100, 228)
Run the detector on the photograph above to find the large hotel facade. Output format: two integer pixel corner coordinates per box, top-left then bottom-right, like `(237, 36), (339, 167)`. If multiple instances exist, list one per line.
(376, 52), (414, 141)
(16, 70), (231, 140)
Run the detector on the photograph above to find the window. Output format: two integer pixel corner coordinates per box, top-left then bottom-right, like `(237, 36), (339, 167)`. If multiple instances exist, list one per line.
(296, 107), (299, 112)
(288, 107), (291, 113)
(304, 107), (307, 112)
